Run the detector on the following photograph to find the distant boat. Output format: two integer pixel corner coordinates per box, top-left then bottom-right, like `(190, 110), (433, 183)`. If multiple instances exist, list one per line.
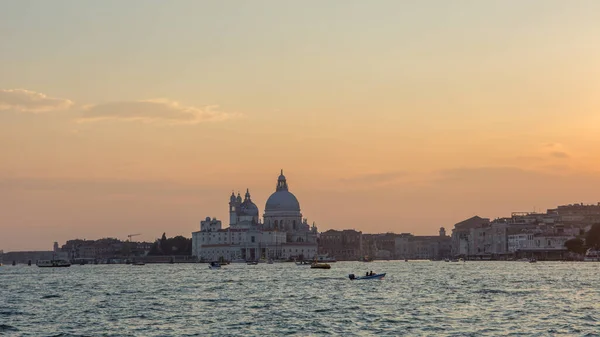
(132, 261), (145, 266)
(36, 259), (71, 268)
(529, 258), (537, 263)
(360, 256), (373, 262)
(247, 261), (258, 265)
(349, 273), (386, 280)
(209, 262), (222, 269)
(310, 262), (331, 269)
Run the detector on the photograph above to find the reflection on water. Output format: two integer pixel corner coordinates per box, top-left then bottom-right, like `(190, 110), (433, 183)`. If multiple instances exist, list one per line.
(0, 261), (598, 336)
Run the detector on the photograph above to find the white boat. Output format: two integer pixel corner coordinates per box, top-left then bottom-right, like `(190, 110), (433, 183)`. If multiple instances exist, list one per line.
(36, 259), (71, 268)
(294, 259), (311, 266)
(316, 254), (337, 263)
(209, 262), (221, 269)
(584, 249), (600, 262)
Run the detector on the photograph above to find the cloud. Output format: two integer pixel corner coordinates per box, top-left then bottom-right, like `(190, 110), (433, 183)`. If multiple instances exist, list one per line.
(78, 99), (237, 125)
(0, 176), (218, 197)
(0, 89), (74, 112)
(340, 171), (408, 185)
(550, 151), (570, 159)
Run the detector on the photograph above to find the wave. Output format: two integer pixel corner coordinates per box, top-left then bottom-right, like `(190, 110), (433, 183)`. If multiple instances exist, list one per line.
(0, 324), (18, 332)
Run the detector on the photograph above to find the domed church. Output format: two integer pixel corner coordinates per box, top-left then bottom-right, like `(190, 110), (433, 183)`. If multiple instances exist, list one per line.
(192, 171), (319, 262)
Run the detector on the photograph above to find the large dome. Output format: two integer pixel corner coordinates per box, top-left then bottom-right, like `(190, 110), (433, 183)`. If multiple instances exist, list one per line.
(264, 170), (301, 212)
(265, 190), (300, 212)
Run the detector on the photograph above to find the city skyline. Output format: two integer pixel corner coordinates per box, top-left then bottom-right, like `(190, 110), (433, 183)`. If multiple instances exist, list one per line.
(2, 1), (600, 251)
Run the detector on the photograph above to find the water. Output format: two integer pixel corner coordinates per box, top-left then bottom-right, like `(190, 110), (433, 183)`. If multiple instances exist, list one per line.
(1, 261), (599, 336)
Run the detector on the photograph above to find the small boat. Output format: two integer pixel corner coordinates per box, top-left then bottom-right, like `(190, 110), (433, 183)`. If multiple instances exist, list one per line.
(132, 261), (145, 266)
(360, 256), (373, 262)
(529, 258), (537, 263)
(36, 259), (71, 268)
(349, 273), (386, 280)
(584, 249), (600, 262)
(247, 261), (258, 265)
(209, 262), (222, 269)
(444, 258), (450, 262)
(295, 259), (311, 266)
(310, 262), (331, 269)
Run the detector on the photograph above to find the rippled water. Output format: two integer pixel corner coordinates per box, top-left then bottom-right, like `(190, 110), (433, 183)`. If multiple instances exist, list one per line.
(1, 261), (599, 336)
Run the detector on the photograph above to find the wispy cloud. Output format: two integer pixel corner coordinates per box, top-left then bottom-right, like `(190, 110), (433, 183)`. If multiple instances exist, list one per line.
(550, 151), (570, 159)
(0, 89), (74, 112)
(78, 99), (238, 125)
(0, 176), (217, 196)
(340, 171), (408, 185)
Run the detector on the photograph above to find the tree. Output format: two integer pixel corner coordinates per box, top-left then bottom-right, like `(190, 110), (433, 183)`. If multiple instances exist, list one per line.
(585, 223), (600, 249)
(564, 238), (586, 255)
(148, 234), (192, 256)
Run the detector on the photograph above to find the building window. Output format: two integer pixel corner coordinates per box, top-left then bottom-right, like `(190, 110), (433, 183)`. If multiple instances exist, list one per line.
(251, 236), (255, 243)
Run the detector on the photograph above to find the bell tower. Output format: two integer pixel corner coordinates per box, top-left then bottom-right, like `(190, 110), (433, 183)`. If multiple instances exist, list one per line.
(229, 191), (238, 225)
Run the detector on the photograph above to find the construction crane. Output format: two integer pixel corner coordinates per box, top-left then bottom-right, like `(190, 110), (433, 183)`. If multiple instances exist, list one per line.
(127, 233), (141, 242)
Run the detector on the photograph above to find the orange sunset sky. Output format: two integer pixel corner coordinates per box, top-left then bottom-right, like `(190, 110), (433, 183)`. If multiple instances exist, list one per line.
(1, 1), (600, 251)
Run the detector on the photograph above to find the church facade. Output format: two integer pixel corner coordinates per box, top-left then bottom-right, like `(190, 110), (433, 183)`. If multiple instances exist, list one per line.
(192, 171), (318, 261)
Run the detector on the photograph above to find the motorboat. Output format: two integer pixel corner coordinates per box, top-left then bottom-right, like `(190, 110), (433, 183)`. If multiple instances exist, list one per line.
(310, 262), (331, 269)
(584, 249), (600, 262)
(246, 261), (258, 265)
(295, 260), (311, 266)
(36, 259), (71, 268)
(132, 261), (145, 266)
(209, 262), (222, 269)
(349, 273), (386, 280)
(529, 258), (537, 263)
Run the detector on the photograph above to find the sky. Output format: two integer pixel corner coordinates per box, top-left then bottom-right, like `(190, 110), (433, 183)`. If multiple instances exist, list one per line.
(1, 0), (600, 251)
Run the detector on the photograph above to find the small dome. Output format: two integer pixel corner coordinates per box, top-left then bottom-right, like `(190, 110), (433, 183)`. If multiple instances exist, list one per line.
(239, 199), (259, 216)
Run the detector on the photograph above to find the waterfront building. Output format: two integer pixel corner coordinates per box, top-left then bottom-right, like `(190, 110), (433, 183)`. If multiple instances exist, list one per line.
(192, 171), (319, 261)
(450, 216), (490, 257)
(1, 251), (68, 265)
(547, 203), (600, 225)
(318, 229), (363, 260)
(394, 227), (451, 260)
